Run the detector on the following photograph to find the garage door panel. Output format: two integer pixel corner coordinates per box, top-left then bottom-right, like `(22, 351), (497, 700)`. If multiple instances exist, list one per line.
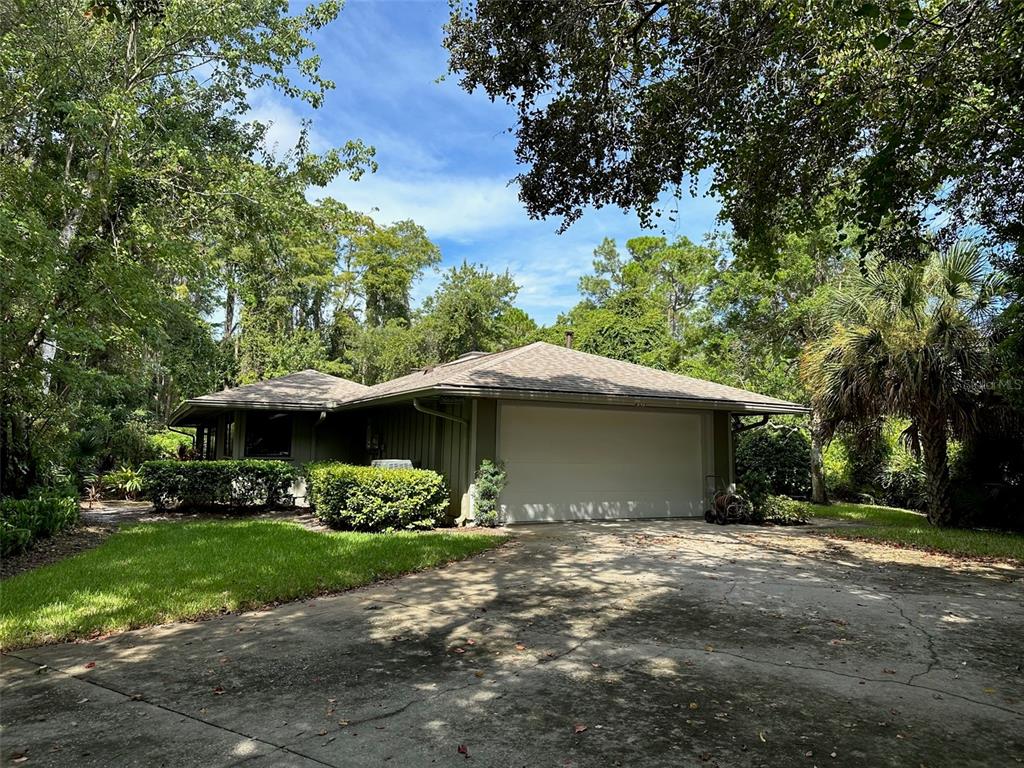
(504, 460), (689, 492)
(498, 403), (705, 523)
(506, 496), (686, 523)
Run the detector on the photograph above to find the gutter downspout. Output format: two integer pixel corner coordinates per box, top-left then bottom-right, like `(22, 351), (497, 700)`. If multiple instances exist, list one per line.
(413, 398), (468, 426)
(731, 414), (770, 434)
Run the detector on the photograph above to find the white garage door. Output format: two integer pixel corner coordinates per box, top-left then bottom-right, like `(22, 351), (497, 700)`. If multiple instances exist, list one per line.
(497, 403), (708, 523)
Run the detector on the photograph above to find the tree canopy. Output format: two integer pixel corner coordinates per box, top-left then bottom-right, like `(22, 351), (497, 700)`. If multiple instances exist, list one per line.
(801, 243), (1006, 524)
(445, 1), (1023, 257)
(1, 0), (371, 491)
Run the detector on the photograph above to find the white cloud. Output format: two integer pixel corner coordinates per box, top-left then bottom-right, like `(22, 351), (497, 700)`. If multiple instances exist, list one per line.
(319, 167), (726, 324)
(245, 94), (324, 156)
(317, 172), (525, 240)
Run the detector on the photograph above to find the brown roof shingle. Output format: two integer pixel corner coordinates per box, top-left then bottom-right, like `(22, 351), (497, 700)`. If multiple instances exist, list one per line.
(349, 342), (804, 412)
(188, 369), (369, 409)
(174, 342), (806, 423)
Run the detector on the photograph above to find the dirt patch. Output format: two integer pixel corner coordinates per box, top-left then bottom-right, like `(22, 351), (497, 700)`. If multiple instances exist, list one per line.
(740, 528), (1024, 579)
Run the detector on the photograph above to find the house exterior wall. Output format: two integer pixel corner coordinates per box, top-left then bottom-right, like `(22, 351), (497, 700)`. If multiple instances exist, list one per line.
(712, 410), (735, 487)
(216, 399), (738, 522)
(370, 404), (436, 468)
(364, 400), (472, 523)
(314, 413), (366, 463)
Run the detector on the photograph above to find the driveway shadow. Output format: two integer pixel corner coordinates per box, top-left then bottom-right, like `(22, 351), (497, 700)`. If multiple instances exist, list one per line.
(3, 521), (1022, 767)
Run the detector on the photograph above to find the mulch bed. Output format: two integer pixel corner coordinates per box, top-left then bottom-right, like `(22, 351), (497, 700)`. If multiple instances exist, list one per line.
(1, 524), (114, 580)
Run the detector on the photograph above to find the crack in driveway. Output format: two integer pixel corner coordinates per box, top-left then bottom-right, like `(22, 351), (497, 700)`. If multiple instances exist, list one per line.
(4, 520), (1022, 767)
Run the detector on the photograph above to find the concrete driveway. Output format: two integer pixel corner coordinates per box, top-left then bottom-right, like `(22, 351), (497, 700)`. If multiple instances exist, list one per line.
(3, 521), (1022, 767)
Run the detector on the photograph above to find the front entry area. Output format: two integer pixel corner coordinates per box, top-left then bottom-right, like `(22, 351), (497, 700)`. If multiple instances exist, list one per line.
(496, 402), (709, 523)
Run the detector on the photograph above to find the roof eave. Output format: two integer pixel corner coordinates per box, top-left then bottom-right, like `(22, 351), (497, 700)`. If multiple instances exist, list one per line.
(168, 398), (339, 426)
(333, 385), (808, 415)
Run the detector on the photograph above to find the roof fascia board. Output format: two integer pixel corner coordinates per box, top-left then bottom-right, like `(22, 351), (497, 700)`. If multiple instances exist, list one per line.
(334, 385), (808, 415)
(186, 399), (334, 411)
(169, 399), (337, 426)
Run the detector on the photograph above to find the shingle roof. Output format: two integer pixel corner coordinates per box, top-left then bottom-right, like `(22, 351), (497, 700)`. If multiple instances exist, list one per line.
(172, 343), (806, 424)
(348, 342), (805, 413)
(186, 369), (369, 410)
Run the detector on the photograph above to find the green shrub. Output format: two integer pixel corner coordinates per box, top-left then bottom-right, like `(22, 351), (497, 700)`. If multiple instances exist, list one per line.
(737, 468), (772, 510)
(141, 460), (295, 510)
(750, 494), (810, 526)
(822, 437), (858, 500)
(472, 460), (507, 527)
(149, 429), (195, 459)
(106, 465), (144, 499)
(841, 420), (890, 495)
(735, 426), (811, 499)
(879, 452), (927, 510)
(305, 462), (448, 532)
(874, 418), (928, 509)
(0, 496), (79, 557)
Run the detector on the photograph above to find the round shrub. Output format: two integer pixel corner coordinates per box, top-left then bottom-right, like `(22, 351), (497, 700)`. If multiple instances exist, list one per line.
(735, 426), (811, 499)
(305, 463), (448, 532)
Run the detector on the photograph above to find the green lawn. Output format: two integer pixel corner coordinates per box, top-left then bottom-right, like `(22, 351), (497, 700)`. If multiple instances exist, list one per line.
(0, 520), (504, 650)
(809, 502), (1024, 563)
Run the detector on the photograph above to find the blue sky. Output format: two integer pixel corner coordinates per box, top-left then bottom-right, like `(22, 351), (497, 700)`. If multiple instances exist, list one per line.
(253, 0), (723, 324)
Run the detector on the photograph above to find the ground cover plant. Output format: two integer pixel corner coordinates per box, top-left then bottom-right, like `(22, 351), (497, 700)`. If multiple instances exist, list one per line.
(0, 496), (79, 557)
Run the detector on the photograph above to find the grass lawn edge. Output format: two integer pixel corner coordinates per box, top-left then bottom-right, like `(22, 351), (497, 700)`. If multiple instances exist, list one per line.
(0, 520), (510, 651)
(818, 528), (1024, 566)
(808, 502), (1024, 566)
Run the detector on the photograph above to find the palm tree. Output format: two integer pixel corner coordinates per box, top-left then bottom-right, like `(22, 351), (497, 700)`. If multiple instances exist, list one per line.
(800, 243), (1003, 526)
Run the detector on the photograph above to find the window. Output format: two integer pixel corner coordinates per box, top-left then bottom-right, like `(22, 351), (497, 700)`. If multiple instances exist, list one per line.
(244, 412), (293, 458)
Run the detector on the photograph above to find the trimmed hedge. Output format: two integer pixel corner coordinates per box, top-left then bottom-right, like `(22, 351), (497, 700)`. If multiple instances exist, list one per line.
(141, 460), (295, 510)
(305, 462), (448, 532)
(1, 496), (79, 557)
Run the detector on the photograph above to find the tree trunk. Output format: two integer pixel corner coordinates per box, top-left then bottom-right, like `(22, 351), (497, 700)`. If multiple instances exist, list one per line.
(809, 408), (831, 505)
(919, 407), (955, 526)
(224, 283), (235, 341)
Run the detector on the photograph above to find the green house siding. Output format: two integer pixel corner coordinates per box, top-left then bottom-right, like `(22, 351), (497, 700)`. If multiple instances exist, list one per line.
(473, 398), (498, 467)
(364, 399), (473, 523)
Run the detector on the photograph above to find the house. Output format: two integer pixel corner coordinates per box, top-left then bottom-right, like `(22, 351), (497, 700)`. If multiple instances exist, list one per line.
(169, 341), (806, 523)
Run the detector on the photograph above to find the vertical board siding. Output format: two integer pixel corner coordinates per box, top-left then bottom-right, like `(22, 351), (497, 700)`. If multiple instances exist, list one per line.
(315, 413), (367, 463)
(372, 405), (436, 470)
(474, 399), (498, 466)
(368, 399), (471, 523)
